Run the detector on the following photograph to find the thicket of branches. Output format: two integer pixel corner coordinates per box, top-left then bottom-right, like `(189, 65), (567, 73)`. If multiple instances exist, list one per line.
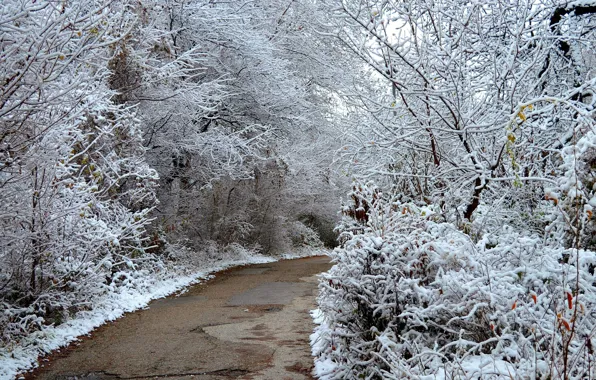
(129, 0), (352, 254)
(315, 184), (596, 378)
(313, 0), (596, 378)
(0, 0), (162, 345)
(3, 0), (596, 377)
(328, 0), (596, 226)
(0, 0), (355, 351)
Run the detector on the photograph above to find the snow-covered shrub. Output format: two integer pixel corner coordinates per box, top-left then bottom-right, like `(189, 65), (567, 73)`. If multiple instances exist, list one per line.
(313, 184), (596, 379)
(161, 239), (264, 268)
(0, 0), (159, 347)
(546, 127), (596, 251)
(289, 221), (325, 249)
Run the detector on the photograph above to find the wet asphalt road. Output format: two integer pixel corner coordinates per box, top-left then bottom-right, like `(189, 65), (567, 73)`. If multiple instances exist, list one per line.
(28, 256), (332, 380)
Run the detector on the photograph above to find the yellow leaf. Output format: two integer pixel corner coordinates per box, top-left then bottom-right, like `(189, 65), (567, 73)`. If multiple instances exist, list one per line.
(517, 104), (532, 122)
(517, 110), (526, 122)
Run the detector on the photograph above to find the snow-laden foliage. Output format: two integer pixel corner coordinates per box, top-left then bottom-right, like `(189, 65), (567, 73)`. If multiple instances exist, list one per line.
(0, 0), (158, 347)
(98, 0), (354, 255)
(312, 2), (596, 375)
(325, 0), (596, 226)
(313, 183), (596, 379)
(546, 127), (596, 250)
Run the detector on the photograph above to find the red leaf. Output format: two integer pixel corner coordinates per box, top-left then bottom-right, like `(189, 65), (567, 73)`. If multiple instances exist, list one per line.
(562, 319), (571, 331)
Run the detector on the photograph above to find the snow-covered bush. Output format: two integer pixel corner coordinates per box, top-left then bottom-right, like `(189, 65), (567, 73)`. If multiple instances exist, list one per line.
(546, 127), (596, 251)
(0, 0), (159, 347)
(289, 221), (325, 249)
(313, 184), (596, 379)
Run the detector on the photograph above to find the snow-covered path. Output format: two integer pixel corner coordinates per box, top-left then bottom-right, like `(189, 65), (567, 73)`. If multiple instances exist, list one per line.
(27, 256), (331, 380)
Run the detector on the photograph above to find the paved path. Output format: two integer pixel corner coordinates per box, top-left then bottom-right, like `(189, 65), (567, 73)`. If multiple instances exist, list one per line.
(29, 256), (332, 380)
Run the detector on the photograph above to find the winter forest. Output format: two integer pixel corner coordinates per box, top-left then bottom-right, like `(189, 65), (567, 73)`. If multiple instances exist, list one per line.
(1, 0), (596, 378)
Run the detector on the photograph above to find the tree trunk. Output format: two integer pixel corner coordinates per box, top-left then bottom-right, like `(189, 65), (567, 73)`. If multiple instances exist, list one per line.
(463, 177), (484, 221)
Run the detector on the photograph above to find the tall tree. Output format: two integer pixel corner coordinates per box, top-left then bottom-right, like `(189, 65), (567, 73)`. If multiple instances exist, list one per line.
(326, 0), (596, 228)
(0, 0), (158, 340)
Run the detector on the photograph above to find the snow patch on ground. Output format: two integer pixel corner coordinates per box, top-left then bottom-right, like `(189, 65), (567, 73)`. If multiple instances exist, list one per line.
(280, 247), (330, 260)
(310, 308), (338, 380)
(0, 254), (275, 380)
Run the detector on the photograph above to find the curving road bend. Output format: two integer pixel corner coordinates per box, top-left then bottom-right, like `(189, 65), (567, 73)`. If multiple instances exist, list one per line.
(28, 256), (332, 380)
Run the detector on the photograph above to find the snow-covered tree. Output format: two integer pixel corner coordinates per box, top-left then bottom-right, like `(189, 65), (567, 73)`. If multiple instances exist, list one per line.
(121, 0), (356, 253)
(0, 0), (158, 343)
(312, 1), (596, 378)
(326, 0), (596, 229)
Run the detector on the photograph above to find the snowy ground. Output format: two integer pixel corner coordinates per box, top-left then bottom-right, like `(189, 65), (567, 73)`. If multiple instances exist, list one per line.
(310, 308), (337, 379)
(279, 247), (330, 260)
(0, 253), (288, 380)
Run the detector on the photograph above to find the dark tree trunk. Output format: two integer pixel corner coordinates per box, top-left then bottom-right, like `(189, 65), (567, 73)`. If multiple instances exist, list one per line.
(463, 177), (484, 221)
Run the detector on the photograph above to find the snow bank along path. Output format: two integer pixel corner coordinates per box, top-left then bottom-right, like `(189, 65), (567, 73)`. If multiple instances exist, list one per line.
(1, 252), (327, 379)
(10, 255), (331, 380)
